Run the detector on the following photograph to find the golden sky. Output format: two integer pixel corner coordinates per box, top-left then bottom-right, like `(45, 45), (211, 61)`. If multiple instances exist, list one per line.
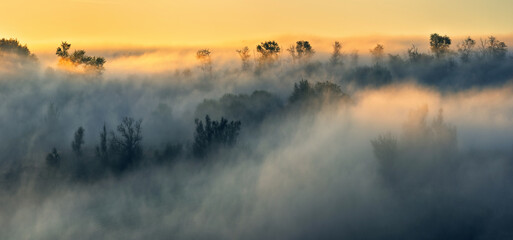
(2, 0), (512, 49)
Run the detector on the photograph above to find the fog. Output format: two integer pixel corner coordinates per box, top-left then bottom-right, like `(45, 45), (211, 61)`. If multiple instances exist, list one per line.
(1, 37), (513, 239)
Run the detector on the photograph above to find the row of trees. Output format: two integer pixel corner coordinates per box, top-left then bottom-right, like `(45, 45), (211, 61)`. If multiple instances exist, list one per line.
(193, 34), (509, 72)
(46, 115), (242, 176)
(44, 78), (350, 177)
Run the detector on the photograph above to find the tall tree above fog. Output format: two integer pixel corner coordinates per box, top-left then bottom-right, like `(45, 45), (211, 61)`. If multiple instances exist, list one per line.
(256, 41), (281, 65)
(287, 40), (314, 63)
(430, 33), (452, 58)
(56, 41), (106, 73)
(329, 41), (343, 66)
(196, 49), (212, 76)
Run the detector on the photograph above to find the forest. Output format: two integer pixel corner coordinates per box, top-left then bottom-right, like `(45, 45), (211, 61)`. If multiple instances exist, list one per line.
(1, 34), (513, 239)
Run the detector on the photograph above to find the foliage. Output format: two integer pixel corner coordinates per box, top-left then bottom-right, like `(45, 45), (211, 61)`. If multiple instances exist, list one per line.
(196, 49), (212, 75)
(287, 40), (314, 62)
(430, 33), (452, 58)
(71, 127), (85, 157)
(480, 36), (507, 59)
(329, 41), (343, 66)
(0, 38), (35, 59)
(109, 118), (143, 172)
(56, 41), (106, 73)
(289, 80), (347, 104)
(196, 90), (283, 126)
(369, 44), (384, 63)
(236, 46), (251, 71)
(457, 37), (476, 62)
(256, 41), (281, 64)
(193, 115), (241, 158)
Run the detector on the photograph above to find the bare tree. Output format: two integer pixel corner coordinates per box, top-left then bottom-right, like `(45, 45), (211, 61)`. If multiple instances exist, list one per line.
(236, 46), (251, 71)
(457, 37), (476, 62)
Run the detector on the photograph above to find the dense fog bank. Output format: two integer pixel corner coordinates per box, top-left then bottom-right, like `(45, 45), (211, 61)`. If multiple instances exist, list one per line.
(1, 36), (513, 239)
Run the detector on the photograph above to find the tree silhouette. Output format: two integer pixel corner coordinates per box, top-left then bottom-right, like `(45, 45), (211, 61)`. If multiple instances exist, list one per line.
(480, 36), (507, 59)
(329, 41), (343, 66)
(0, 38), (36, 59)
(96, 124), (108, 166)
(46, 148), (61, 169)
(429, 33), (451, 58)
(370, 44), (384, 63)
(457, 37), (476, 62)
(71, 127), (85, 157)
(193, 115), (241, 158)
(236, 46), (251, 71)
(256, 41), (280, 64)
(287, 40), (314, 63)
(289, 80), (347, 104)
(109, 118), (143, 172)
(196, 49), (212, 76)
(56, 41), (106, 73)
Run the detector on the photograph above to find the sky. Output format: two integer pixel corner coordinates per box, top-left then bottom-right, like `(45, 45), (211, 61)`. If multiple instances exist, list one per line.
(1, 0), (512, 49)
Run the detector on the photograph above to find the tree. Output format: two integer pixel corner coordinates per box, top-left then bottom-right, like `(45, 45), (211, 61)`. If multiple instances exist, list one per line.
(56, 41), (106, 73)
(289, 80), (347, 104)
(236, 46), (251, 71)
(71, 127), (85, 157)
(46, 148), (61, 168)
(193, 115), (241, 158)
(196, 49), (212, 75)
(256, 41), (281, 64)
(480, 36), (507, 59)
(429, 33), (451, 58)
(96, 124), (108, 164)
(370, 44), (384, 64)
(288, 40), (314, 62)
(0, 38), (36, 59)
(457, 37), (476, 62)
(371, 133), (398, 163)
(109, 117), (143, 172)
(329, 41), (343, 66)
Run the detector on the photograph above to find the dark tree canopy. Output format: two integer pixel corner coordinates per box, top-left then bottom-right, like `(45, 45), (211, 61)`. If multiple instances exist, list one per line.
(430, 33), (452, 58)
(193, 115), (241, 158)
(288, 40), (314, 62)
(109, 117), (143, 172)
(289, 80), (348, 104)
(0, 38), (36, 59)
(256, 41), (281, 63)
(196, 90), (283, 126)
(56, 41), (106, 72)
(71, 127), (85, 157)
